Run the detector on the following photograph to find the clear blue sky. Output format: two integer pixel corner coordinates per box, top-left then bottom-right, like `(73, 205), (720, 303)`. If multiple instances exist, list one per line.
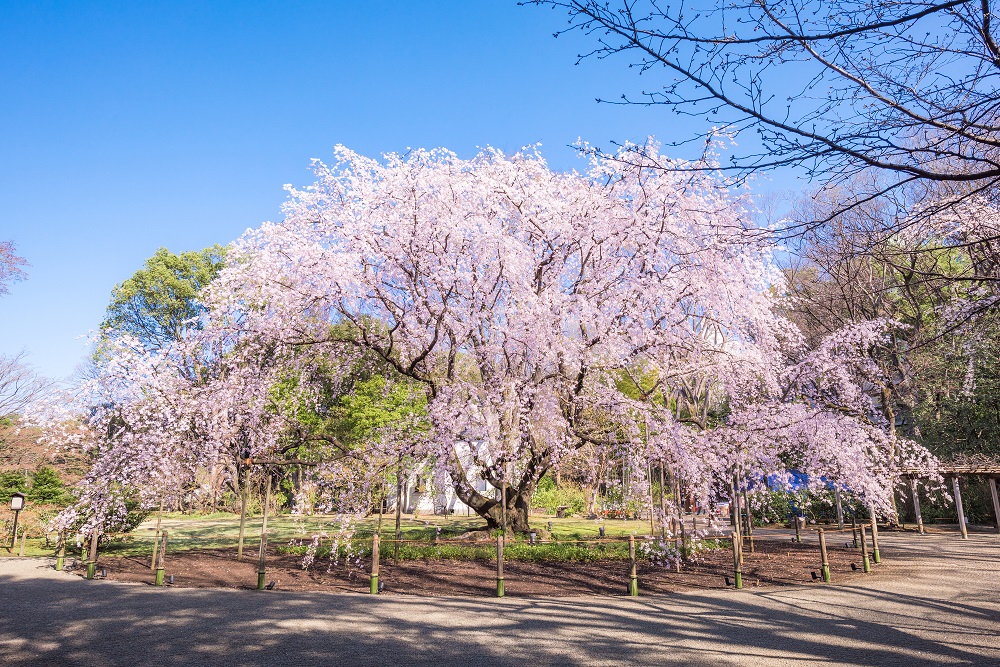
(0, 1), (791, 381)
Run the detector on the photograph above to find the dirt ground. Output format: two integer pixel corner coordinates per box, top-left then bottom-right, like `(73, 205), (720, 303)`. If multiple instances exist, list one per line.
(73, 536), (876, 596)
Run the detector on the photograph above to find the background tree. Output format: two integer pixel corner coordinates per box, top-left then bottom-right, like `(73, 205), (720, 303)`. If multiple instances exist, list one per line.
(102, 245), (226, 349)
(0, 240), (27, 296)
(532, 0), (1000, 214)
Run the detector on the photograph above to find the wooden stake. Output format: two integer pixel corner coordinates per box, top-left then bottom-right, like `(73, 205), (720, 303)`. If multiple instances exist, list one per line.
(394, 459), (403, 565)
(237, 466), (250, 561)
(86, 530), (98, 579)
(730, 531), (743, 589)
(496, 533), (504, 597)
(628, 534), (638, 596)
(370, 534), (380, 594)
(150, 497), (163, 570)
(256, 476), (272, 590)
(154, 531), (168, 586)
(835, 488), (844, 530)
(952, 477), (968, 540)
(988, 477), (1000, 534)
(910, 478), (924, 534)
(869, 507), (881, 564)
(818, 529), (830, 582)
(859, 524), (870, 573)
(55, 531), (65, 571)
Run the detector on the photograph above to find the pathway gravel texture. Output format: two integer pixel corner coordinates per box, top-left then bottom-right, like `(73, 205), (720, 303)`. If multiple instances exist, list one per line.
(1, 531), (998, 666)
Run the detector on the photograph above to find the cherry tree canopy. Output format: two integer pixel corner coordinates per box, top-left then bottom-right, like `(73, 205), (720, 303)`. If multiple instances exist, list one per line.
(35, 145), (938, 534)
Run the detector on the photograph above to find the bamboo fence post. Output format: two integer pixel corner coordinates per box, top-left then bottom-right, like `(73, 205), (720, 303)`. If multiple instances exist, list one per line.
(989, 477), (1000, 534)
(869, 511), (881, 564)
(818, 529), (831, 582)
(55, 531), (65, 571)
(628, 534), (638, 596)
(730, 531), (743, 589)
(370, 534), (380, 594)
(952, 476), (968, 540)
(256, 475), (272, 590)
(86, 530), (98, 579)
(154, 531), (168, 586)
(496, 533), (505, 598)
(150, 497), (163, 570)
(910, 478), (924, 534)
(394, 459), (403, 565)
(859, 524), (870, 573)
(237, 465), (251, 561)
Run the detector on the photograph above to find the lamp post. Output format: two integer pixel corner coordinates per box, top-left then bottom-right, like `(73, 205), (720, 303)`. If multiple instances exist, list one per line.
(9, 492), (25, 552)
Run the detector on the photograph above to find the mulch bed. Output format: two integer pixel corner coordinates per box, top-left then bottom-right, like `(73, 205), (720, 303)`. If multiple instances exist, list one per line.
(74, 537), (879, 596)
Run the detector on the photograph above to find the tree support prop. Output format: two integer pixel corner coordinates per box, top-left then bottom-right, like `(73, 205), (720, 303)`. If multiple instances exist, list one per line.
(370, 534), (380, 595)
(818, 529), (831, 583)
(628, 534), (638, 596)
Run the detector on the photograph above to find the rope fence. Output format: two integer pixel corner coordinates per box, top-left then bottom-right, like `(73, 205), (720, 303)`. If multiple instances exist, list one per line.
(37, 518), (891, 597)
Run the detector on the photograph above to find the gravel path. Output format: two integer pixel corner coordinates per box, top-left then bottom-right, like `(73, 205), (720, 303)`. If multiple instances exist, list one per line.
(1, 531), (998, 666)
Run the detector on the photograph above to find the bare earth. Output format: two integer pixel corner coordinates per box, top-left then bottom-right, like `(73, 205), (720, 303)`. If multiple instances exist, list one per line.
(1, 530), (998, 666)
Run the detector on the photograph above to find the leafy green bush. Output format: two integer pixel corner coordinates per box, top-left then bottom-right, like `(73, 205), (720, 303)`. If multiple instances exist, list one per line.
(532, 478), (587, 517)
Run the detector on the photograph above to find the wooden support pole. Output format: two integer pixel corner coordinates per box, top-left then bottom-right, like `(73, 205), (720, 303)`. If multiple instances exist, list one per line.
(988, 478), (1000, 534)
(730, 531), (743, 589)
(851, 515), (858, 547)
(870, 516), (881, 564)
(910, 478), (924, 534)
(370, 534), (380, 594)
(150, 497), (163, 570)
(55, 531), (65, 571)
(628, 534), (638, 596)
(496, 533), (505, 598)
(394, 460), (403, 565)
(835, 488), (844, 530)
(658, 464), (667, 538)
(257, 475), (272, 590)
(859, 524), (871, 573)
(86, 531), (98, 579)
(237, 467), (250, 561)
(794, 513), (802, 543)
(154, 531), (168, 586)
(952, 477), (968, 540)
(818, 529), (831, 582)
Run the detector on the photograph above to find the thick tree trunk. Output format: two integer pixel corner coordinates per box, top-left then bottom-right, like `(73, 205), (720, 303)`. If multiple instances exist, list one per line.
(450, 453), (547, 534)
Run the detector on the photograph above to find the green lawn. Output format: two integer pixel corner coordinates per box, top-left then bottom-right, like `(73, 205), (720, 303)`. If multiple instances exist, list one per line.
(2, 511), (675, 561)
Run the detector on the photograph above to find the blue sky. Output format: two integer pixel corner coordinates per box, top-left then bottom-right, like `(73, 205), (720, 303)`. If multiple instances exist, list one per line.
(0, 1), (793, 381)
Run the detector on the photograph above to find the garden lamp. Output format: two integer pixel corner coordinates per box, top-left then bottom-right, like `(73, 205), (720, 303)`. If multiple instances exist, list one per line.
(9, 492), (25, 551)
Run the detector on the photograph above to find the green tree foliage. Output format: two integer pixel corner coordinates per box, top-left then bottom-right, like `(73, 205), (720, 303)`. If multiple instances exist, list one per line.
(102, 245), (226, 348)
(27, 466), (71, 505)
(0, 470), (26, 505)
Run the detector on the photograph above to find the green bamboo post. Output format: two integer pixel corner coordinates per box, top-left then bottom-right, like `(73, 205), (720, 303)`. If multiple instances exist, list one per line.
(859, 524), (870, 573)
(237, 467), (251, 561)
(370, 534), (380, 594)
(818, 529), (831, 582)
(256, 476), (272, 590)
(731, 531), (743, 589)
(154, 531), (168, 586)
(150, 497), (163, 570)
(870, 515), (881, 564)
(86, 532), (98, 580)
(496, 533), (505, 597)
(256, 532), (268, 590)
(55, 531), (65, 571)
(628, 534), (638, 596)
